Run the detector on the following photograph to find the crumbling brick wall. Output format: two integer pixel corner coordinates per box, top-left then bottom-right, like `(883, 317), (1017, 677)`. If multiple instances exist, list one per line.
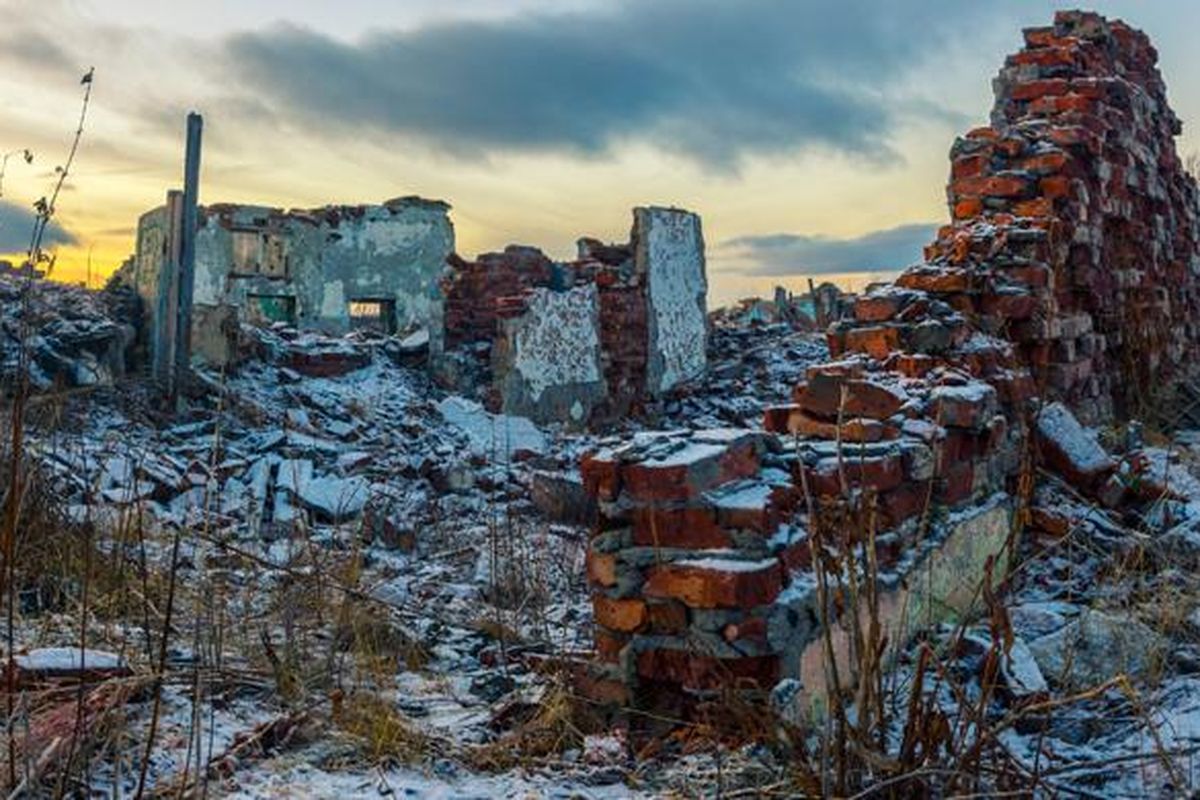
(579, 11), (1200, 716)
(836, 11), (1200, 423)
(438, 206), (706, 426)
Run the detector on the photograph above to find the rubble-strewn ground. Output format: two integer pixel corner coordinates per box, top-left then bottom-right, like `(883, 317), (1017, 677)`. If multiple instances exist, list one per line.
(11, 280), (1200, 797)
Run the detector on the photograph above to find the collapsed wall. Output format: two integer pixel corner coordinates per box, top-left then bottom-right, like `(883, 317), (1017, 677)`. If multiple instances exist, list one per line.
(135, 196), (454, 365)
(579, 12), (1200, 716)
(438, 206), (707, 426)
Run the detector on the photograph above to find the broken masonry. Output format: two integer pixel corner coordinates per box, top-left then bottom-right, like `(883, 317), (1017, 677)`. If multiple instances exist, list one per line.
(436, 206), (708, 427)
(133, 194), (706, 427)
(134, 195), (455, 370)
(578, 11), (1200, 718)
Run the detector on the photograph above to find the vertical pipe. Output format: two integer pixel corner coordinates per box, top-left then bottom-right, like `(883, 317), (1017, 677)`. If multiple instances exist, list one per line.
(173, 112), (203, 405)
(154, 190), (182, 392)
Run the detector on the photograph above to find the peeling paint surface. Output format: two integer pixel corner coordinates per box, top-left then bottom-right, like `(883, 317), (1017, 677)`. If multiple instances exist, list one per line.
(640, 207), (707, 395)
(513, 286), (603, 402)
(135, 197), (454, 364)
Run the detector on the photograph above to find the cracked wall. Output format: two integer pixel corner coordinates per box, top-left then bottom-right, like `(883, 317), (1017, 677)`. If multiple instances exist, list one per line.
(439, 206), (707, 427)
(135, 195), (454, 365)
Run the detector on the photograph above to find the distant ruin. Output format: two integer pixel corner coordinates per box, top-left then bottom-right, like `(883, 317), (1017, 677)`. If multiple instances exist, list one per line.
(437, 206), (708, 426)
(134, 195), (454, 365)
(579, 11), (1200, 716)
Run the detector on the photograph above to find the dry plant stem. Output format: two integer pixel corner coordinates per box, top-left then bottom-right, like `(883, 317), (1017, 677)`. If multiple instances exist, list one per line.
(135, 526), (182, 800)
(1, 67), (94, 795)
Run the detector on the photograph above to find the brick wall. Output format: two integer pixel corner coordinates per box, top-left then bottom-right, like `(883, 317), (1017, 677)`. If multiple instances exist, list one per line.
(438, 207), (705, 426)
(580, 11), (1200, 715)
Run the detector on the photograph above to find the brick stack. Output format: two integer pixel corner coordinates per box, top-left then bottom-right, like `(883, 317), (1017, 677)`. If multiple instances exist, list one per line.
(837, 10), (1200, 424)
(581, 11), (1200, 713)
(579, 429), (810, 704)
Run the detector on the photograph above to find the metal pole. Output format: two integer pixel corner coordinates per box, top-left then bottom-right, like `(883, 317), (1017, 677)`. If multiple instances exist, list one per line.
(173, 112), (202, 406)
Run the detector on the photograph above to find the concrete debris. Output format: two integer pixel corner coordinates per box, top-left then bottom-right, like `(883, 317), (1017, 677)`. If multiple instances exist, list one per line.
(0, 272), (138, 392)
(1027, 610), (1166, 690)
(6, 8), (1200, 799)
(579, 8), (1200, 720)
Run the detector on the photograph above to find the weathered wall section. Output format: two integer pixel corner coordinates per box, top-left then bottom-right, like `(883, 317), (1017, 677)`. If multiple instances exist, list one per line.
(135, 196), (454, 364)
(579, 11), (1200, 715)
(638, 207), (708, 396)
(439, 206), (707, 426)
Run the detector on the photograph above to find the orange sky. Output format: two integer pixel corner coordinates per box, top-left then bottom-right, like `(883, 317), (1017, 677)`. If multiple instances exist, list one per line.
(1, 0), (1196, 306)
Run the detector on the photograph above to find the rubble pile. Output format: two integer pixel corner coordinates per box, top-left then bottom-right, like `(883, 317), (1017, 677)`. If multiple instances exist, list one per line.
(437, 206), (708, 427)
(0, 272), (137, 391)
(580, 10), (1200, 713)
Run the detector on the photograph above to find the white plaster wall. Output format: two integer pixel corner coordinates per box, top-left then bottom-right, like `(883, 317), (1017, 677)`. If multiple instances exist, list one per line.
(641, 207), (707, 394)
(513, 285), (603, 401)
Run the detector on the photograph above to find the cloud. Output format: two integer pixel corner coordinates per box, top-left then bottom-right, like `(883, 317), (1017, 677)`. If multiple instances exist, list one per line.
(0, 200), (79, 253)
(722, 223), (937, 276)
(222, 0), (999, 170)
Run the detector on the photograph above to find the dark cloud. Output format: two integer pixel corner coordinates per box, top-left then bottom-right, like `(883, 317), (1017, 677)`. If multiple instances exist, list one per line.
(723, 223), (937, 276)
(223, 0), (999, 170)
(0, 200), (79, 253)
(0, 28), (77, 72)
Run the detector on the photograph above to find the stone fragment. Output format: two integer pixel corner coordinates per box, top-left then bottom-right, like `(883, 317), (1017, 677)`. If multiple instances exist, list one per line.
(1034, 402), (1115, 490)
(1027, 610), (1165, 689)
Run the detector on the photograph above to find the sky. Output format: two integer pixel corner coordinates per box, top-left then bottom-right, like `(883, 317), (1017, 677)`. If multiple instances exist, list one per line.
(0, 0), (1197, 306)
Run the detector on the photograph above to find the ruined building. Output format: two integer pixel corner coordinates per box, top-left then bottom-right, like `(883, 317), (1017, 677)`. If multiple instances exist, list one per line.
(579, 12), (1200, 716)
(437, 206), (707, 426)
(134, 195), (454, 365)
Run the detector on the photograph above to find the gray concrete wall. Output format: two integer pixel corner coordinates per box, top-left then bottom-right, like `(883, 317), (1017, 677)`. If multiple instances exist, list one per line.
(635, 206), (708, 396)
(135, 195), (454, 365)
(495, 284), (608, 426)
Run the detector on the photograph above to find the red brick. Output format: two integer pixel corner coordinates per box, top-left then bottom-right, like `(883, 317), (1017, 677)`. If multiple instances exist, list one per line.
(804, 453), (905, 497)
(581, 453), (620, 501)
(595, 628), (629, 663)
(1009, 46), (1077, 69)
(1020, 151), (1069, 174)
(800, 373), (907, 421)
(938, 463), (976, 505)
(1012, 197), (1054, 218)
(763, 404), (798, 433)
(594, 597), (648, 633)
(643, 558), (783, 609)
(952, 154), (989, 179)
(1034, 403), (1115, 491)
(630, 505), (729, 548)
(622, 435), (761, 503)
(897, 269), (971, 293)
(891, 353), (937, 378)
(952, 175), (1031, 199)
(1030, 506), (1071, 537)
(779, 536), (812, 572)
(953, 197), (984, 220)
(1009, 78), (1070, 101)
(965, 126), (998, 141)
(722, 617), (768, 646)
(933, 384), (997, 429)
(878, 484), (928, 529)
(788, 410), (889, 443)
(646, 601), (688, 634)
(842, 326), (902, 360)
(635, 649), (779, 692)
(587, 549), (618, 587)
(854, 294), (906, 322)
